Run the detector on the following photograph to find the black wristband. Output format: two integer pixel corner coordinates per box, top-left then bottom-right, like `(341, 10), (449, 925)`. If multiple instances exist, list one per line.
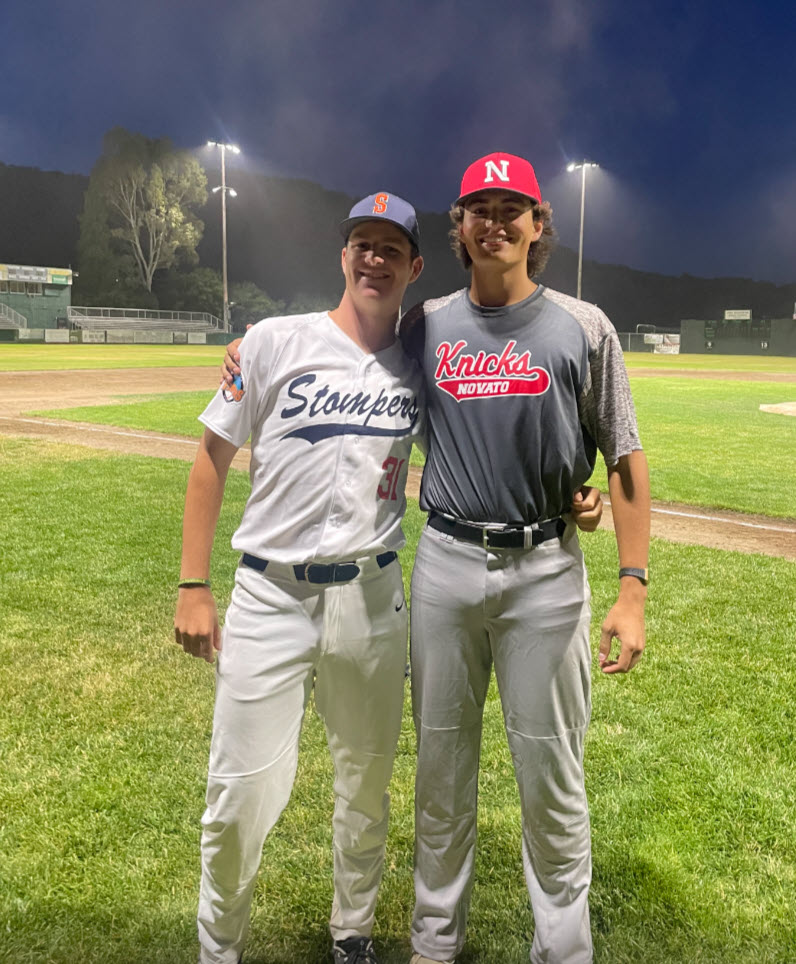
(178, 578), (212, 589)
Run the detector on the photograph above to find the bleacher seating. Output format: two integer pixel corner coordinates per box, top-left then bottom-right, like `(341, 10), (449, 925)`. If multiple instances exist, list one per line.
(0, 303), (27, 329)
(68, 306), (223, 333)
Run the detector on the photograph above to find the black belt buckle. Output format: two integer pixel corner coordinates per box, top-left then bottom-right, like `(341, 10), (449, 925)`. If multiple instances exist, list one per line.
(428, 511), (563, 550)
(299, 562), (360, 584)
(484, 526), (524, 550)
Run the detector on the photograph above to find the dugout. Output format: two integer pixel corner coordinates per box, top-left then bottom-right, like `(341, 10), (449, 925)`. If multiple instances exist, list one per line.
(680, 317), (796, 356)
(0, 263), (73, 335)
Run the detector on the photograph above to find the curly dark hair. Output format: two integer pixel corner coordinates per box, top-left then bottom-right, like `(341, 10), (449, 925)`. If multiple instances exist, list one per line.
(448, 200), (556, 278)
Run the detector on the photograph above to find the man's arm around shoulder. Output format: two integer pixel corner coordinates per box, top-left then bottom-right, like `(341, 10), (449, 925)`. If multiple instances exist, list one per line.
(174, 428), (239, 664)
(599, 449), (650, 674)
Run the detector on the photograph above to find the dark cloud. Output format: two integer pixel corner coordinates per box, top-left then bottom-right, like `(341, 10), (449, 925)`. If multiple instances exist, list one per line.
(1, 0), (794, 282)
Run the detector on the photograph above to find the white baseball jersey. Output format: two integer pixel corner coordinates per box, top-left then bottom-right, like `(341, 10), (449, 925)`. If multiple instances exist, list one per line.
(199, 311), (425, 564)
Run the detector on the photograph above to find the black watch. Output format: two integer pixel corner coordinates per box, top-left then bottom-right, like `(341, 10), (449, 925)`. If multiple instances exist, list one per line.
(619, 567), (649, 585)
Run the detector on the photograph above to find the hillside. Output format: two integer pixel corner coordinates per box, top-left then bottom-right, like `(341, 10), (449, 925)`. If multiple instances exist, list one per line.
(2, 161), (794, 330)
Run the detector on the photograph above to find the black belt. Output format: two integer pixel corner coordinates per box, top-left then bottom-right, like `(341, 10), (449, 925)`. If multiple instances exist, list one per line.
(240, 550), (397, 584)
(427, 511), (565, 550)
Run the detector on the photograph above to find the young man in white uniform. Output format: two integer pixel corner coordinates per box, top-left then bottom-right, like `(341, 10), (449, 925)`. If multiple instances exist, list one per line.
(401, 153), (651, 964)
(211, 185), (602, 960)
(174, 193), (426, 964)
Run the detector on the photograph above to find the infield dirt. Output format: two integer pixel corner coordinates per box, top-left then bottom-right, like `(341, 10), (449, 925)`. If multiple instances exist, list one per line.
(1, 366), (794, 561)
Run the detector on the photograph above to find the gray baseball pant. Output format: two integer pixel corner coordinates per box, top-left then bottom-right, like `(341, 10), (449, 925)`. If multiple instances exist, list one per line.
(197, 559), (408, 964)
(409, 521), (593, 964)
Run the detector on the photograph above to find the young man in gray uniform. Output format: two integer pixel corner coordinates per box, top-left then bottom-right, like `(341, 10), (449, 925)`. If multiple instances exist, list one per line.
(222, 177), (602, 960)
(175, 194), (426, 964)
(401, 152), (650, 964)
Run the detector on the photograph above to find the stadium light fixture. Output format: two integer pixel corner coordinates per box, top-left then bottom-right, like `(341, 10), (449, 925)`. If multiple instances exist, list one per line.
(207, 141), (241, 331)
(566, 160), (599, 300)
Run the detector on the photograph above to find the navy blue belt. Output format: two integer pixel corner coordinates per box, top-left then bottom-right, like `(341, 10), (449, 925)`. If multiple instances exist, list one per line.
(241, 550), (397, 584)
(428, 511), (565, 550)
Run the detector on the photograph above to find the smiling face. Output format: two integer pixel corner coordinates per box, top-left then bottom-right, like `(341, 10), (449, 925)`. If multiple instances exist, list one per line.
(341, 221), (423, 315)
(458, 190), (543, 272)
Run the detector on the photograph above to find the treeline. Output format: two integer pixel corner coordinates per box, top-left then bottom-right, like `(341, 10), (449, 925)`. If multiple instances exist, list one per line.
(2, 139), (795, 331)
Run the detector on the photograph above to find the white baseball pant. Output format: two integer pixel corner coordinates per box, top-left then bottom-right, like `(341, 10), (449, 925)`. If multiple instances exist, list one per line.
(197, 557), (408, 964)
(409, 522), (593, 964)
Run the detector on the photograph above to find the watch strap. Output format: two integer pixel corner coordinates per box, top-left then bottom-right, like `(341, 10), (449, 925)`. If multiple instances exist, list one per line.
(619, 567), (649, 585)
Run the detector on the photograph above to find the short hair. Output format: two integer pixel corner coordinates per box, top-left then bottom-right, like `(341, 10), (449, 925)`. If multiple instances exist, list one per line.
(448, 200), (556, 278)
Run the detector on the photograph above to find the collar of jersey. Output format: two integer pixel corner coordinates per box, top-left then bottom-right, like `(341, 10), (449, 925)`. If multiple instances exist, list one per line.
(323, 311), (405, 365)
(464, 284), (545, 320)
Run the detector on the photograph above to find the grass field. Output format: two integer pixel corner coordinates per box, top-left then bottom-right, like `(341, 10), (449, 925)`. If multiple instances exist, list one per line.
(622, 352), (796, 373)
(1, 440), (794, 963)
(0, 344), (221, 371)
(33, 377), (796, 518)
(3, 346), (796, 962)
(3, 344), (796, 374)
(33, 391), (216, 440)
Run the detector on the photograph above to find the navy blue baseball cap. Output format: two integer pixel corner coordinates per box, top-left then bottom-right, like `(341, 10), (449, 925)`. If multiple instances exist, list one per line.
(340, 192), (420, 249)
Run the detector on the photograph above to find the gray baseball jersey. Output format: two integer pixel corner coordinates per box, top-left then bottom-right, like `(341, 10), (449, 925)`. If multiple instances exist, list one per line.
(400, 285), (641, 525)
(200, 311), (425, 563)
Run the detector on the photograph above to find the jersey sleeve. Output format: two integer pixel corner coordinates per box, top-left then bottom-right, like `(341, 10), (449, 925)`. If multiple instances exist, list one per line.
(199, 324), (273, 448)
(580, 325), (642, 468)
(412, 376), (429, 456)
(398, 302), (426, 364)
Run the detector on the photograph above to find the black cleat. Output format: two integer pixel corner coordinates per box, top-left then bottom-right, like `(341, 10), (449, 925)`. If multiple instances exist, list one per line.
(332, 936), (380, 963)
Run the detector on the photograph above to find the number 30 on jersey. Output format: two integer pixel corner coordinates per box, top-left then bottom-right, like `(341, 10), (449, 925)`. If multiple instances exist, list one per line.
(378, 457), (405, 501)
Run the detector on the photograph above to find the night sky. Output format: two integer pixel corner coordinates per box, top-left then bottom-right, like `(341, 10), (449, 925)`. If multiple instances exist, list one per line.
(3, 0), (795, 284)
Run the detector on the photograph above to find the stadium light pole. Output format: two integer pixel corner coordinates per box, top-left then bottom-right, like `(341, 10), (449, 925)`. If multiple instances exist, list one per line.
(566, 160), (599, 300)
(207, 141), (240, 331)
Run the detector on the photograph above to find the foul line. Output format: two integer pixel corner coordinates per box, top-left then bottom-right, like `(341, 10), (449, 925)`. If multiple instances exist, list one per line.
(604, 498), (795, 535)
(0, 416), (198, 447)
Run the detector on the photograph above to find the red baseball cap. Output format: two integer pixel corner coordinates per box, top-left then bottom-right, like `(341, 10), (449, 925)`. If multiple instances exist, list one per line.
(456, 152), (542, 205)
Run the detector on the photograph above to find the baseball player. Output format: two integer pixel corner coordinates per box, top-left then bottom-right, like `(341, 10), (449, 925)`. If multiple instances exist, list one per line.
(400, 152), (650, 964)
(174, 193), (426, 964)
(222, 183), (602, 960)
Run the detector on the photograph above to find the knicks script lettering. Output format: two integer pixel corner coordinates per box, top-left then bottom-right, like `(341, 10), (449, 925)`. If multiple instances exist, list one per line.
(434, 340), (551, 402)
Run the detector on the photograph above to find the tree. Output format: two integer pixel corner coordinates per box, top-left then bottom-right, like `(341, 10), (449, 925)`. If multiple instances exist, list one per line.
(229, 281), (285, 332)
(79, 128), (207, 296)
(284, 292), (336, 314)
(155, 267), (223, 317)
(74, 180), (144, 306)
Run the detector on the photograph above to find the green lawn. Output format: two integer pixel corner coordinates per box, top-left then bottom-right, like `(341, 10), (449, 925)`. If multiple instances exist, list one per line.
(3, 344), (796, 375)
(622, 352), (796, 373)
(0, 344), (222, 371)
(587, 377), (796, 517)
(1, 440), (794, 963)
(32, 391), (217, 439)
(33, 376), (796, 518)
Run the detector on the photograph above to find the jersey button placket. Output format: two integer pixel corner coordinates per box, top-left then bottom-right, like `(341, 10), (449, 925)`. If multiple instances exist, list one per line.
(334, 357), (368, 530)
